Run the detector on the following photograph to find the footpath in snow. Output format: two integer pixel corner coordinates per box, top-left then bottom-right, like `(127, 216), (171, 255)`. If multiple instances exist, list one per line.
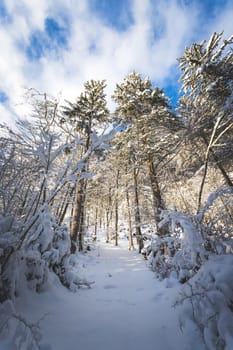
(16, 237), (202, 350)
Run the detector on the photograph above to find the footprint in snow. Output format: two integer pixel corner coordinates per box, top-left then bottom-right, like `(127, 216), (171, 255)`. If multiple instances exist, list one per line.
(103, 284), (117, 289)
(153, 292), (163, 301)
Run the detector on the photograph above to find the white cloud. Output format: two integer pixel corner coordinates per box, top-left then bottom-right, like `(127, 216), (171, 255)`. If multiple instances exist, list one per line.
(147, 1), (199, 79)
(1, 0), (233, 125)
(0, 26), (26, 106)
(5, 0), (49, 30)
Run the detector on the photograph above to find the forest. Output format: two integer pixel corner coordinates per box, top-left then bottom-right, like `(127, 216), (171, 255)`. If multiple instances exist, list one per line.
(0, 31), (233, 349)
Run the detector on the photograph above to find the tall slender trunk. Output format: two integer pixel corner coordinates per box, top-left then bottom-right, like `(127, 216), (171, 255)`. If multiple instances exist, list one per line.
(126, 185), (134, 250)
(93, 207), (98, 241)
(105, 187), (112, 243)
(57, 185), (75, 225)
(99, 207), (102, 229)
(125, 166), (134, 250)
(18, 184), (31, 216)
(133, 168), (143, 253)
(70, 126), (91, 253)
(147, 153), (166, 235)
(208, 150), (233, 187)
(115, 170), (119, 246)
(106, 209), (110, 243)
(70, 177), (86, 251)
(202, 135), (233, 188)
(197, 124), (233, 212)
(78, 194), (86, 251)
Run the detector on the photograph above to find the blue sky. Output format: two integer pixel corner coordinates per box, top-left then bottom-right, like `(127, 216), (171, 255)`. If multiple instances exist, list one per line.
(26, 17), (69, 60)
(1, 0), (233, 125)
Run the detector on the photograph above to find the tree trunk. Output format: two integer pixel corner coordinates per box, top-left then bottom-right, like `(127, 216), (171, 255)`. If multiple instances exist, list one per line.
(202, 135), (233, 188)
(105, 186), (112, 243)
(126, 186), (134, 250)
(93, 207), (98, 241)
(106, 209), (110, 243)
(147, 153), (166, 235)
(70, 177), (86, 252)
(210, 151), (233, 186)
(115, 170), (119, 246)
(197, 122), (233, 212)
(99, 207), (103, 229)
(57, 185), (75, 225)
(133, 168), (143, 253)
(70, 127), (91, 253)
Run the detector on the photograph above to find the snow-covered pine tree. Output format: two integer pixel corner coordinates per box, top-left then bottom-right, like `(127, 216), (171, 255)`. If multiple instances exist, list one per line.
(61, 80), (110, 251)
(112, 72), (179, 236)
(178, 32), (233, 210)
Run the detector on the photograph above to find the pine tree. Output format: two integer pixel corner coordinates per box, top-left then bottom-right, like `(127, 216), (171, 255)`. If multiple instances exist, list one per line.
(112, 72), (178, 234)
(178, 32), (233, 209)
(62, 80), (109, 251)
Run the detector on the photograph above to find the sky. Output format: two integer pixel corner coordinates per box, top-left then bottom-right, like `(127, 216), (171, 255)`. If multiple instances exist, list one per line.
(1, 0), (233, 126)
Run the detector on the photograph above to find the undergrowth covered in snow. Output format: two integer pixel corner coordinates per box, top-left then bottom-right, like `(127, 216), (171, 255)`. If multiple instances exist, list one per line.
(0, 207), (87, 348)
(145, 187), (233, 349)
(0, 94), (111, 348)
(177, 254), (233, 350)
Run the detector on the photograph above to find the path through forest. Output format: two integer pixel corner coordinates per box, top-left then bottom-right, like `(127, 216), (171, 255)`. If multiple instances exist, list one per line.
(17, 236), (200, 350)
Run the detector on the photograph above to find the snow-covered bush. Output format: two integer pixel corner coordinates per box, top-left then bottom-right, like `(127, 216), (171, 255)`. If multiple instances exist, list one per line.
(177, 254), (233, 350)
(0, 299), (51, 350)
(0, 208), (71, 299)
(0, 203), (94, 305)
(147, 210), (206, 282)
(196, 187), (233, 253)
(145, 187), (233, 348)
(147, 187), (233, 283)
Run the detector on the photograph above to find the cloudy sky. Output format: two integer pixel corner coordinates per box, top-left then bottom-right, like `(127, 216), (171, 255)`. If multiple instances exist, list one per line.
(1, 0), (233, 125)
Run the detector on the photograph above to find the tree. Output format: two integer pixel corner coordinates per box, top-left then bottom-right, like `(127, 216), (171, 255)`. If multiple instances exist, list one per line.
(112, 72), (179, 234)
(61, 80), (109, 251)
(178, 32), (233, 210)
(0, 91), (88, 302)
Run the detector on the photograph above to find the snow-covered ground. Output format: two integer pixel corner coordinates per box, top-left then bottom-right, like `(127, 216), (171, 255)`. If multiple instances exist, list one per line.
(1, 235), (204, 350)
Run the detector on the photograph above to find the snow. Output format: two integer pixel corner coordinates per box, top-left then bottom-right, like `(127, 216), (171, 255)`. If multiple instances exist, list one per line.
(1, 234), (203, 350)
(177, 253), (233, 350)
